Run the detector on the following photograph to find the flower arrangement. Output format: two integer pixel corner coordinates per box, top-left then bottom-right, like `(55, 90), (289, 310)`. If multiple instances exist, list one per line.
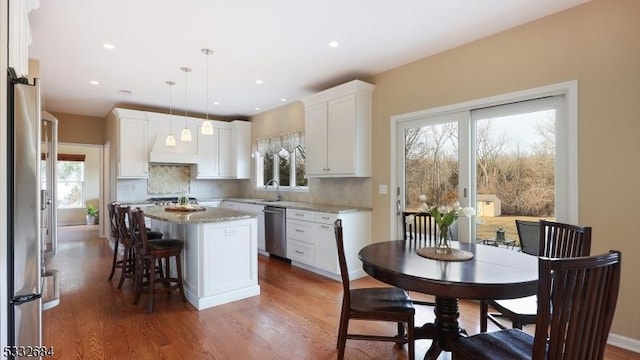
(428, 199), (475, 253)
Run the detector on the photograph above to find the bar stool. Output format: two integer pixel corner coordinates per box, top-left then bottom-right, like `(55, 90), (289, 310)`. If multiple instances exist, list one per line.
(130, 209), (186, 312)
(107, 202), (121, 281)
(113, 205), (164, 289)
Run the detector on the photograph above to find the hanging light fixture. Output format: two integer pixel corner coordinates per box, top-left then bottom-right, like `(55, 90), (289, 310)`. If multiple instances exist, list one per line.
(165, 80), (177, 147)
(180, 66), (193, 142)
(201, 48), (214, 135)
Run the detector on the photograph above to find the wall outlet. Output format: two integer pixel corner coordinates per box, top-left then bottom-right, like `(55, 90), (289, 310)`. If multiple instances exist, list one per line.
(378, 184), (388, 195)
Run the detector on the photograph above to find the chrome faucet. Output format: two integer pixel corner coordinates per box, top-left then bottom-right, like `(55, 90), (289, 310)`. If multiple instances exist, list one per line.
(265, 179), (281, 201)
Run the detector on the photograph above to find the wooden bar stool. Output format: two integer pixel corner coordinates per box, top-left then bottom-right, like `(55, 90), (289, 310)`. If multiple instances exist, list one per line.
(130, 209), (187, 312)
(107, 202), (121, 281)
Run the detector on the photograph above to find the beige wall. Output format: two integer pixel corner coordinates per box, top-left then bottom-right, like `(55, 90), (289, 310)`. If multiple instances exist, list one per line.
(366, 0), (639, 341)
(52, 112), (105, 145)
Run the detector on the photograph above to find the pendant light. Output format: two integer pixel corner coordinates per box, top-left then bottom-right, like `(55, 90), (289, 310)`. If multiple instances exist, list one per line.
(180, 66), (193, 142)
(165, 81), (177, 147)
(201, 48), (214, 135)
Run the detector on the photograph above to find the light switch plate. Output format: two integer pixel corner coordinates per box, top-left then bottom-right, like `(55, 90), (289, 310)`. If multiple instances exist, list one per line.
(378, 184), (388, 195)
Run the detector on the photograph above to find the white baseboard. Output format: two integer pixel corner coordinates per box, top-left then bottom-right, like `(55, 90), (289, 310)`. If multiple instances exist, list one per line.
(608, 333), (640, 353)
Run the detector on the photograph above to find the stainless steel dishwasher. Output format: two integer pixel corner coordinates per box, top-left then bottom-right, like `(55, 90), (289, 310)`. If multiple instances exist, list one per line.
(264, 206), (287, 259)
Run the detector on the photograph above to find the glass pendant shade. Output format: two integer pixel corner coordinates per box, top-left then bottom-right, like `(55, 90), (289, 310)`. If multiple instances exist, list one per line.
(165, 134), (176, 147)
(181, 127), (192, 141)
(201, 120), (214, 135)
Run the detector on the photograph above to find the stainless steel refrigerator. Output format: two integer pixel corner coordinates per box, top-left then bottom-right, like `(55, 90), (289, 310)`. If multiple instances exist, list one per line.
(7, 70), (59, 358)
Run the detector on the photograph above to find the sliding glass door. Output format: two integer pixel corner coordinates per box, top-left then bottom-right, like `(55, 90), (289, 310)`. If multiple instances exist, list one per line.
(395, 92), (572, 244)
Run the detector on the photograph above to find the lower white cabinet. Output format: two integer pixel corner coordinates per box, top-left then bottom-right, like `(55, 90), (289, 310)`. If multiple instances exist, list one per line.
(286, 208), (370, 281)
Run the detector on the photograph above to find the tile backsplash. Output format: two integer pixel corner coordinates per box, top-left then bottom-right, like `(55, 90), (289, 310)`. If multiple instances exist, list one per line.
(148, 165), (190, 195)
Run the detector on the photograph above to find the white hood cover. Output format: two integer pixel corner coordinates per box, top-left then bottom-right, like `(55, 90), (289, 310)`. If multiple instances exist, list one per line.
(149, 133), (198, 164)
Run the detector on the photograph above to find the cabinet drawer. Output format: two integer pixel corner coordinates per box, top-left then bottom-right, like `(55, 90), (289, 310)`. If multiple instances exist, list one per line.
(286, 219), (314, 243)
(286, 208), (315, 222)
(314, 212), (337, 224)
(287, 239), (315, 266)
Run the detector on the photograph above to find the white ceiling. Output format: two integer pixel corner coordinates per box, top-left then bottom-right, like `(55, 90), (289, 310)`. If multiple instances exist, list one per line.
(28, 0), (589, 119)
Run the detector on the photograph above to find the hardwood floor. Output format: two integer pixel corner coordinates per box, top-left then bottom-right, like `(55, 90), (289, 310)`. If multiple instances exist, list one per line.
(44, 238), (638, 359)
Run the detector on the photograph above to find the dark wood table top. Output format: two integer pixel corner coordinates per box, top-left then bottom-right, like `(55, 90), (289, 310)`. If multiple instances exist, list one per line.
(358, 240), (538, 300)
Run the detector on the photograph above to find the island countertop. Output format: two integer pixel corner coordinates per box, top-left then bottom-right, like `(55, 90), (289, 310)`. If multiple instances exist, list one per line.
(144, 205), (256, 224)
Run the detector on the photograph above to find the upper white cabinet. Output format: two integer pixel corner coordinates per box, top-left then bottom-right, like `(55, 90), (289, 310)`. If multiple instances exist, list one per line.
(194, 121), (251, 179)
(108, 108), (251, 180)
(301, 80), (375, 177)
(111, 109), (149, 178)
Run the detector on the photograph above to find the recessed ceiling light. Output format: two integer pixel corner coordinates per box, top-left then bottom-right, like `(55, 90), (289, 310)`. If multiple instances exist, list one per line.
(255, 107), (261, 111)
(102, 43), (115, 50)
(89, 80), (100, 85)
(213, 101), (220, 105)
(329, 41), (339, 48)
(280, 98), (287, 102)
(255, 80), (263, 85)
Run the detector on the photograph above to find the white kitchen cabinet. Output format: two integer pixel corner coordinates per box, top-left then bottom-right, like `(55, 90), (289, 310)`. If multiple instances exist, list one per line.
(194, 121), (251, 179)
(115, 110), (149, 179)
(285, 208), (370, 281)
(8, 0), (39, 77)
(301, 80), (375, 177)
(313, 212), (339, 274)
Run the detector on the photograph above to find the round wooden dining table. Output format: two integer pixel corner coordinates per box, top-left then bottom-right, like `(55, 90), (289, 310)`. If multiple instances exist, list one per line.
(358, 240), (538, 360)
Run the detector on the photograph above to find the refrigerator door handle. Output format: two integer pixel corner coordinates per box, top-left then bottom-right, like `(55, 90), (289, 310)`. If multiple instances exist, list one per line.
(42, 269), (60, 311)
(10, 293), (42, 306)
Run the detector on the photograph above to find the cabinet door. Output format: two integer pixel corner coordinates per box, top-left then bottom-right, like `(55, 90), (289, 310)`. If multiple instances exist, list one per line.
(118, 118), (148, 178)
(304, 102), (329, 175)
(327, 94), (357, 175)
(314, 222), (339, 274)
(217, 128), (232, 177)
(196, 128), (219, 178)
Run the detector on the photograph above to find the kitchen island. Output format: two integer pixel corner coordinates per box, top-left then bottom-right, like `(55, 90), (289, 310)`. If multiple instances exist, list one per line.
(143, 206), (260, 310)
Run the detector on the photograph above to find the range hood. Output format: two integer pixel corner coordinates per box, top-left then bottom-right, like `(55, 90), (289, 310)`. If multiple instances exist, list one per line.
(148, 133), (198, 164)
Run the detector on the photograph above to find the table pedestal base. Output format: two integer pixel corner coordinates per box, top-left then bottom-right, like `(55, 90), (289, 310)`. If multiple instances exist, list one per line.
(414, 297), (464, 360)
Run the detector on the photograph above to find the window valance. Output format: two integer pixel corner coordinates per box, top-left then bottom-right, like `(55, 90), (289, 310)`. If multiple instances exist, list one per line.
(256, 131), (304, 156)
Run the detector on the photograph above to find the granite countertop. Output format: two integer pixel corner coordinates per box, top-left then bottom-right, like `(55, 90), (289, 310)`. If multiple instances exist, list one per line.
(223, 198), (371, 213)
(144, 205), (256, 224)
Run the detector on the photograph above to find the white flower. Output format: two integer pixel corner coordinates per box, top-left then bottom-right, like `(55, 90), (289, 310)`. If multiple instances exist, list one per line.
(405, 214), (415, 224)
(461, 206), (476, 217)
(419, 194), (427, 202)
(452, 201), (461, 211)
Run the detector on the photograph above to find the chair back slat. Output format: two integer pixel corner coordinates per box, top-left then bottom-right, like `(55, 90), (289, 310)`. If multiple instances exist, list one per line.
(402, 211), (437, 245)
(533, 251), (621, 360)
(115, 205), (132, 246)
(131, 209), (150, 254)
(515, 220), (540, 255)
(539, 220), (591, 258)
(108, 202), (120, 241)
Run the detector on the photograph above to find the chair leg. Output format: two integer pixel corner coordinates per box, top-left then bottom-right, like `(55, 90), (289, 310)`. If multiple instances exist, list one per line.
(133, 257), (144, 305)
(337, 302), (349, 360)
(147, 257), (156, 313)
(396, 322), (405, 348)
(117, 245), (131, 289)
(108, 240), (119, 280)
(407, 317), (415, 360)
(174, 253), (187, 302)
(480, 300), (488, 332)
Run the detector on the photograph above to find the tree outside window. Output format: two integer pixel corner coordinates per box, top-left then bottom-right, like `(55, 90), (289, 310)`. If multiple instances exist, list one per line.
(258, 145), (307, 188)
(57, 160), (85, 208)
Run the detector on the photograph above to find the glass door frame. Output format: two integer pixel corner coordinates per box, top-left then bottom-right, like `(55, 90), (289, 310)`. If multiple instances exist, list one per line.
(389, 80), (578, 241)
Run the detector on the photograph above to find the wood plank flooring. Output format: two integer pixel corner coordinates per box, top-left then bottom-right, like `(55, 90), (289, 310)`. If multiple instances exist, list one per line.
(44, 238), (639, 359)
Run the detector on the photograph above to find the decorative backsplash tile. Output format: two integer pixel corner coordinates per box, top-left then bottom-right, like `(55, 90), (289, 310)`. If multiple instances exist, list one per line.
(148, 165), (191, 195)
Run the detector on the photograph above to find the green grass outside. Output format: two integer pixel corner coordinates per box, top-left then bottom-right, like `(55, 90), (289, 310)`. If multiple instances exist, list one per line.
(476, 215), (553, 246)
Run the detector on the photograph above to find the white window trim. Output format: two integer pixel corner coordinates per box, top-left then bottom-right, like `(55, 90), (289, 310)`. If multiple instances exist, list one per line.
(255, 149), (309, 191)
(389, 80), (578, 240)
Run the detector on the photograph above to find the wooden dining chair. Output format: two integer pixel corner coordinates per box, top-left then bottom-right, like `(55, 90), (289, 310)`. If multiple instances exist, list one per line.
(480, 220), (591, 332)
(453, 250), (621, 360)
(334, 219), (415, 360)
(402, 211), (437, 307)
